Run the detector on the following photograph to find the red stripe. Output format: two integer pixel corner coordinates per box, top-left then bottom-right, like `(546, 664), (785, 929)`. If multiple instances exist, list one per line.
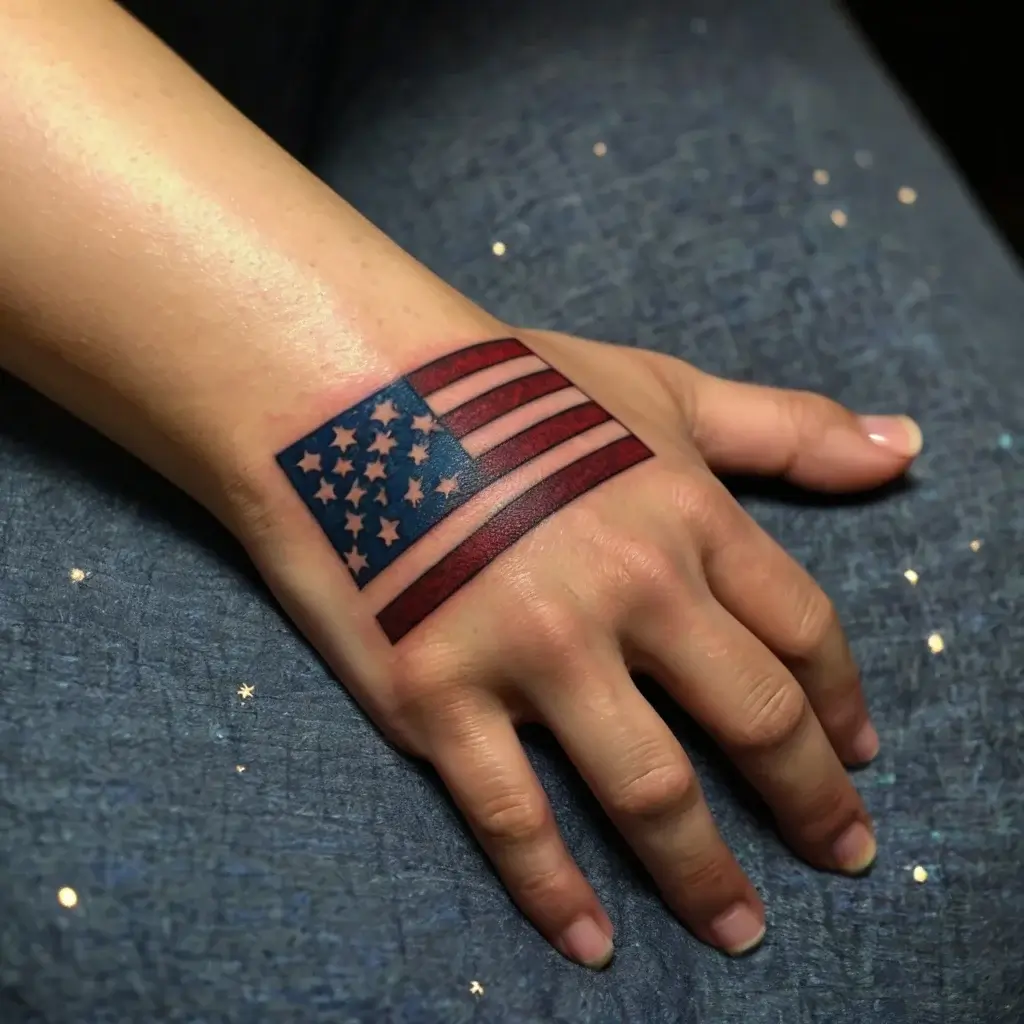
(443, 369), (570, 439)
(475, 401), (612, 479)
(407, 338), (530, 396)
(377, 434), (654, 643)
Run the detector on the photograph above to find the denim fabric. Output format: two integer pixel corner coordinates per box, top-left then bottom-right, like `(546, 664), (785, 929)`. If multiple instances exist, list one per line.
(118, 0), (421, 162)
(2, 1), (1023, 1022)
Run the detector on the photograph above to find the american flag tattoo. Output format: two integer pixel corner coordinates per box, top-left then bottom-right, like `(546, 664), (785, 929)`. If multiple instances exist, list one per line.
(276, 338), (654, 642)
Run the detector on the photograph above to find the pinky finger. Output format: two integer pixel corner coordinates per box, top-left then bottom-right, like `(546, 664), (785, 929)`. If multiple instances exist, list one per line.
(429, 709), (615, 970)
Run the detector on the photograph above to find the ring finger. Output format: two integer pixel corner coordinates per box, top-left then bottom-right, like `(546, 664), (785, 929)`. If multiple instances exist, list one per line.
(535, 657), (766, 956)
(632, 590), (877, 876)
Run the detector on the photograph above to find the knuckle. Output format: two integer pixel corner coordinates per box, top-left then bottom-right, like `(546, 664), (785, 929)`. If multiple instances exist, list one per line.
(784, 390), (838, 439)
(518, 594), (586, 661)
(514, 865), (573, 907)
(796, 785), (859, 848)
(620, 541), (680, 598)
(610, 761), (698, 820)
(677, 852), (732, 895)
(390, 651), (447, 712)
(737, 676), (808, 751)
(669, 471), (722, 525)
(789, 590), (839, 659)
(670, 473), (740, 544)
(388, 644), (473, 728)
(475, 790), (551, 845)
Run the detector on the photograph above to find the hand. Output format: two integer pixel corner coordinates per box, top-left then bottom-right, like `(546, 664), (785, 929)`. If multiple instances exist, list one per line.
(0, 6), (916, 965)
(229, 328), (921, 968)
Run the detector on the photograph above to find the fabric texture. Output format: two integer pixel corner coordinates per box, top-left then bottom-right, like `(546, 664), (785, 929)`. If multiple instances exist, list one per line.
(2, 1), (1022, 1021)
(116, 0), (421, 161)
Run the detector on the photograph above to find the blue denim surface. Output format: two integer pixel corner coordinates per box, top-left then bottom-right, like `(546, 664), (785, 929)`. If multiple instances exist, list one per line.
(2, 1), (1023, 1021)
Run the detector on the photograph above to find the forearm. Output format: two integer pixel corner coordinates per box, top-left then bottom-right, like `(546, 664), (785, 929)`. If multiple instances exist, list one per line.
(0, 0), (499, 517)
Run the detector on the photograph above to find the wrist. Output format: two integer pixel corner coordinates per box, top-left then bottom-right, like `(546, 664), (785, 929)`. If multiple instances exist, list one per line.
(197, 282), (510, 537)
(0, 0), (508, 530)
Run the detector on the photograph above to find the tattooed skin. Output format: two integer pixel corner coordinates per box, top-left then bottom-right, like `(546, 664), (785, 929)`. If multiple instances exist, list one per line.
(277, 339), (653, 642)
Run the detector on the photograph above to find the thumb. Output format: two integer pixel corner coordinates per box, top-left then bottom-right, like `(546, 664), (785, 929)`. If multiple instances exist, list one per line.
(689, 373), (922, 493)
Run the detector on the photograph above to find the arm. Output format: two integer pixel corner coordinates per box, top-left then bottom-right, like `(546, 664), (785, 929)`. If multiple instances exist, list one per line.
(0, 0), (499, 520)
(1, 0), (919, 968)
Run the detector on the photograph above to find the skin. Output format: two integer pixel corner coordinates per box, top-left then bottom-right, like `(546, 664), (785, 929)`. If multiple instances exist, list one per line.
(0, 0), (922, 969)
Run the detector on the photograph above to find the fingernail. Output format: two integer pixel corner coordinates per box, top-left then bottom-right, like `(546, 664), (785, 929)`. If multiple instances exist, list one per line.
(559, 916), (615, 970)
(833, 821), (877, 874)
(709, 903), (766, 956)
(850, 722), (880, 764)
(858, 415), (923, 457)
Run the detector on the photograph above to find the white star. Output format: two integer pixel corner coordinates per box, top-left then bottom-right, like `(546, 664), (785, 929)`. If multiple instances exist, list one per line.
(411, 413), (439, 434)
(314, 478), (337, 504)
(344, 512), (364, 537)
(346, 481), (367, 506)
(344, 548), (369, 576)
(333, 457), (354, 477)
(368, 431), (398, 457)
(408, 443), (429, 466)
(377, 518), (400, 547)
(370, 399), (400, 426)
(435, 475), (459, 499)
(364, 460), (387, 482)
(297, 451), (321, 473)
(404, 478), (425, 507)
(330, 425), (357, 451)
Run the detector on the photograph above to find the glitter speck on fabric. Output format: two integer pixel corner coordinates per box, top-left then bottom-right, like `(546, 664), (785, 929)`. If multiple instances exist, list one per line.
(68, 568), (88, 583)
(813, 169), (830, 185)
(903, 569), (919, 585)
(913, 866), (929, 883)
(469, 981), (485, 996)
(998, 432), (1013, 450)
(593, 141), (607, 157)
(237, 684), (255, 700)
(927, 633), (945, 654)
(898, 187), (918, 205)
(830, 209), (848, 227)
(57, 887), (78, 908)
(491, 241), (506, 256)
(969, 539), (983, 552)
